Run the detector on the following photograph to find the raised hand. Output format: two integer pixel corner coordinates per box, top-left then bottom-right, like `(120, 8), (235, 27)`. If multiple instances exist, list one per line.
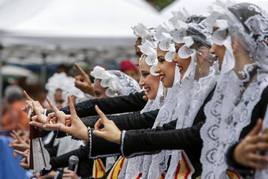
(29, 100), (49, 129)
(9, 130), (30, 152)
(44, 96), (88, 141)
(14, 149), (30, 169)
(74, 63), (94, 95)
(46, 99), (67, 125)
(234, 119), (268, 169)
(93, 105), (121, 144)
(23, 91), (45, 114)
(63, 169), (79, 179)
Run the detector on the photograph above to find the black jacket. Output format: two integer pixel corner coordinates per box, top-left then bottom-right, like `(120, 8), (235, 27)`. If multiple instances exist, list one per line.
(87, 87), (215, 178)
(49, 110), (158, 177)
(61, 92), (146, 117)
(44, 91), (146, 139)
(49, 91), (146, 177)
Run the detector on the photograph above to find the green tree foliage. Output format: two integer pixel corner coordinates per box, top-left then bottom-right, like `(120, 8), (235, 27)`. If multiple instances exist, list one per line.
(146, 0), (175, 11)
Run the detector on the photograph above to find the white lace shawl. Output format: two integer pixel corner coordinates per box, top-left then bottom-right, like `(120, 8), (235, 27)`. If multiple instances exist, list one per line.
(200, 71), (268, 179)
(165, 67), (217, 179)
(139, 66), (182, 179)
(118, 83), (164, 179)
(144, 53), (199, 179)
(198, 17), (239, 178)
(227, 4), (268, 72)
(90, 66), (141, 97)
(145, 82), (181, 179)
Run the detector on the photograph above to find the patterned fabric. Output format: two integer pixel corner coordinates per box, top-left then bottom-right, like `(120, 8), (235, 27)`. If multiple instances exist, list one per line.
(200, 3), (268, 179)
(201, 72), (268, 179)
(227, 169), (241, 179)
(106, 156), (125, 179)
(92, 159), (105, 178)
(227, 3), (268, 72)
(108, 70), (141, 96)
(117, 82), (164, 179)
(174, 151), (195, 179)
(166, 67), (217, 179)
(90, 66), (141, 97)
(146, 67), (181, 179)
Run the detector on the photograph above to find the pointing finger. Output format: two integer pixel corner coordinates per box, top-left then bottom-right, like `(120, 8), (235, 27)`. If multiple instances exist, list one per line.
(75, 63), (88, 77)
(47, 99), (59, 112)
(23, 91), (33, 101)
(95, 105), (107, 121)
(68, 96), (78, 118)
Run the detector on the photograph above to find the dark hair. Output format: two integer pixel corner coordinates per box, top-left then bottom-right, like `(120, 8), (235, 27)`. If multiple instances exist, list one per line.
(228, 3), (262, 34)
(186, 27), (211, 48)
(57, 64), (71, 73)
(186, 15), (206, 24)
(135, 37), (142, 57)
(7, 93), (23, 103)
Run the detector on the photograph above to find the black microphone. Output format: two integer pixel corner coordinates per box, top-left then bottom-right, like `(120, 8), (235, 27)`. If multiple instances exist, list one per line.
(68, 155), (79, 172)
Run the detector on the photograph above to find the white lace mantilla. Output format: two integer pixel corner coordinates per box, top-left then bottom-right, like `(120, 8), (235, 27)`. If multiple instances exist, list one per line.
(91, 66), (141, 97)
(166, 68), (217, 179)
(145, 81), (182, 179)
(118, 83), (164, 179)
(144, 57), (197, 179)
(201, 72), (268, 179)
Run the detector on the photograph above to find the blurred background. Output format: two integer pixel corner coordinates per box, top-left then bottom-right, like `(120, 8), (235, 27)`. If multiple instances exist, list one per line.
(0, 1), (267, 178)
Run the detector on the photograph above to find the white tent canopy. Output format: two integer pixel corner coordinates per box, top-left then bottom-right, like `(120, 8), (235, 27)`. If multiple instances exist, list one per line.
(126, 0), (159, 13)
(1, 65), (35, 77)
(0, 0), (163, 48)
(161, 0), (268, 19)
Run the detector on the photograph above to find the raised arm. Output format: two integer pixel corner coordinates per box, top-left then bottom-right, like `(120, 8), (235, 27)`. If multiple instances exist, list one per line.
(61, 92), (146, 117)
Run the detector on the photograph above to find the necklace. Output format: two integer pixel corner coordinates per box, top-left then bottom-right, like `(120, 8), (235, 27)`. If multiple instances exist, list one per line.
(237, 63), (257, 83)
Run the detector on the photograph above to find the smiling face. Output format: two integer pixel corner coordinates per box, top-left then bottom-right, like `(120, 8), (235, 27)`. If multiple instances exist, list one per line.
(155, 48), (176, 88)
(210, 44), (226, 68)
(173, 52), (191, 78)
(139, 58), (160, 100)
(172, 43), (191, 78)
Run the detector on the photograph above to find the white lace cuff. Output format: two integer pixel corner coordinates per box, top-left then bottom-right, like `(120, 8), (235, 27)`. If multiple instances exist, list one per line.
(120, 130), (126, 156)
(88, 128), (121, 159)
(87, 127), (92, 158)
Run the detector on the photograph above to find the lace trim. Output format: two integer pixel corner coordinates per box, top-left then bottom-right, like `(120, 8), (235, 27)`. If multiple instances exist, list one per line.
(145, 60), (196, 179)
(145, 83), (181, 179)
(119, 83), (164, 179)
(87, 127), (92, 158)
(120, 130), (126, 156)
(90, 153), (121, 160)
(201, 72), (268, 179)
(166, 68), (217, 178)
(237, 63), (257, 83)
(88, 127), (121, 159)
(124, 150), (160, 158)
